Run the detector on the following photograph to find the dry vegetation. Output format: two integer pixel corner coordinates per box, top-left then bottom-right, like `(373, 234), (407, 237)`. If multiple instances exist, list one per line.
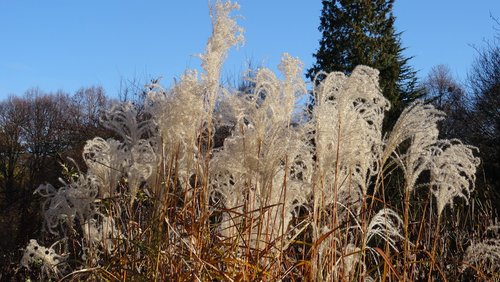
(14, 1), (498, 281)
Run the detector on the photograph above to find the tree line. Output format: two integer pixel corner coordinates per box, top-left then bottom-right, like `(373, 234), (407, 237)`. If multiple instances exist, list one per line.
(0, 86), (115, 256)
(0, 87), (111, 198)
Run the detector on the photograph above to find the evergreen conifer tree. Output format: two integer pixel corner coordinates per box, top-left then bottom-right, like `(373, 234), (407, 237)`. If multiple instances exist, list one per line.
(307, 0), (420, 120)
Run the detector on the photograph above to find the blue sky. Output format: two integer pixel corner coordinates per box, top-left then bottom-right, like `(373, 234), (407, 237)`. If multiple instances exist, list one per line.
(0, 1), (499, 100)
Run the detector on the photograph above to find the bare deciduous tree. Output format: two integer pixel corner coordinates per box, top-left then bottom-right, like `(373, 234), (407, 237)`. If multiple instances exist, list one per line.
(423, 64), (470, 139)
(0, 97), (28, 200)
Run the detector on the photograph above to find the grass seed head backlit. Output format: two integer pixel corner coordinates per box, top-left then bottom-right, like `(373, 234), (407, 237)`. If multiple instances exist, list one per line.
(19, 1), (489, 281)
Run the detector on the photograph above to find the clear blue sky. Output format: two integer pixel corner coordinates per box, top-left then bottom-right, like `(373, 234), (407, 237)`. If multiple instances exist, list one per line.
(0, 1), (499, 100)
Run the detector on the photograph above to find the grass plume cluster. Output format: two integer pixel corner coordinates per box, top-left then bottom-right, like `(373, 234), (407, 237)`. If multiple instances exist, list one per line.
(19, 1), (497, 281)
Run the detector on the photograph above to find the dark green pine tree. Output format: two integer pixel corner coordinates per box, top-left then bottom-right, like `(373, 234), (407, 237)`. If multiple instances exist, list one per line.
(307, 0), (421, 122)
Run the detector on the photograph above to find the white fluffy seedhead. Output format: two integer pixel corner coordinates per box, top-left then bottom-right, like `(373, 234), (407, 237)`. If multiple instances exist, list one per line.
(272, 53), (307, 124)
(430, 140), (480, 217)
(209, 54), (311, 256)
(35, 175), (100, 235)
(462, 238), (500, 274)
(81, 214), (120, 254)
(146, 70), (205, 152)
(201, 0), (244, 115)
(83, 137), (127, 198)
(313, 66), (389, 204)
(128, 139), (156, 199)
(83, 136), (156, 202)
(21, 239), (67, 277)
(101, 102), (154, 146)
(384, 101), (445, 193)
(366, 208), (404, 251)
(145, 71), (207, 194)
(88, 101), (159, 200)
